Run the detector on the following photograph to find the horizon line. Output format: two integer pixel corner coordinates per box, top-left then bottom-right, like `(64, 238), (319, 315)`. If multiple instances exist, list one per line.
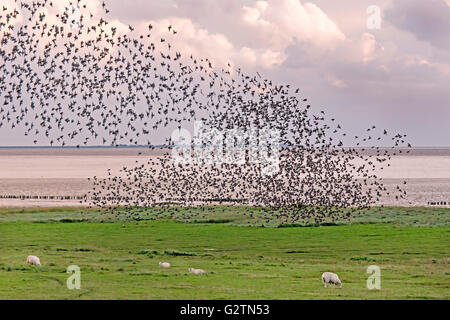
(0, 145), (449, 149)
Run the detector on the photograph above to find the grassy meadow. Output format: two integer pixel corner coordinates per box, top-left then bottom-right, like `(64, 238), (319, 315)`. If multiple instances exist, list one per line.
(0, 206), (448, 299)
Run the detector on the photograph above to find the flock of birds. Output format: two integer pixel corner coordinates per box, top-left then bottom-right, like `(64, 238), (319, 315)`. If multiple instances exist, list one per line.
(0, 0), (412, 224)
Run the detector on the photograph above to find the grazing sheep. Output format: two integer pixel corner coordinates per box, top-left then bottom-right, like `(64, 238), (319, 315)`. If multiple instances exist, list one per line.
(322, 272), (341, 288)
(159, 262), (171, 268)
(189, 268), (205, 275)
(26, 255), (41, 266)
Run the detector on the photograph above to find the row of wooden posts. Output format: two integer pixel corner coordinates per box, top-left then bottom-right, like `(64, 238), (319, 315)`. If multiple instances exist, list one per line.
(0, 195), (446, 205)
(427, 201), (448, 206)
(0, 195), (86, 200)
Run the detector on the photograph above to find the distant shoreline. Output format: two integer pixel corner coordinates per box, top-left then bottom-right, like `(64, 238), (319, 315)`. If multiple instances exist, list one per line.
(0, 145), (449, 149)
(0, 146), (450, 157)
(0, 145), (170, 149)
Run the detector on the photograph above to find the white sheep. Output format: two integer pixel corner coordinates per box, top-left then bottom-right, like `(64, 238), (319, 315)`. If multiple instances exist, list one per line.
(26, 255), (41, 266)
(159, 262), (171, 268)
(189, 268), (205, 275)
(322, 272), (341, 288)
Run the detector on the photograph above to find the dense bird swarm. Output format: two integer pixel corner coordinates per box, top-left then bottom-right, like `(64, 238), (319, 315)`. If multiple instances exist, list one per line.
(0, 0), (411, 224)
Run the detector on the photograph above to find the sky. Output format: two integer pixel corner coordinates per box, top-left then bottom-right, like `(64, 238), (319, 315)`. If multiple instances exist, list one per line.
(1, 0), (449, 146)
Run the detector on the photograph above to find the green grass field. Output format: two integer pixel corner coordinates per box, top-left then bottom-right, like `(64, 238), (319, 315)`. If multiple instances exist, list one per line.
(0, 206), (448, 299)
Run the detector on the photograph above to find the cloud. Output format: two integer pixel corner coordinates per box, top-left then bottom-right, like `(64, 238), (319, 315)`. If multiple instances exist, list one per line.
(237, 47), (286, 69)
(124, 0), (347, 70)
(241, 0), (345, 53)
(385, 0), (450, 50)
(86, 0), (346, 70)
(325, 74), (348, 88)
(360, 33), (377, 62)
(137, 18), (234, 67)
